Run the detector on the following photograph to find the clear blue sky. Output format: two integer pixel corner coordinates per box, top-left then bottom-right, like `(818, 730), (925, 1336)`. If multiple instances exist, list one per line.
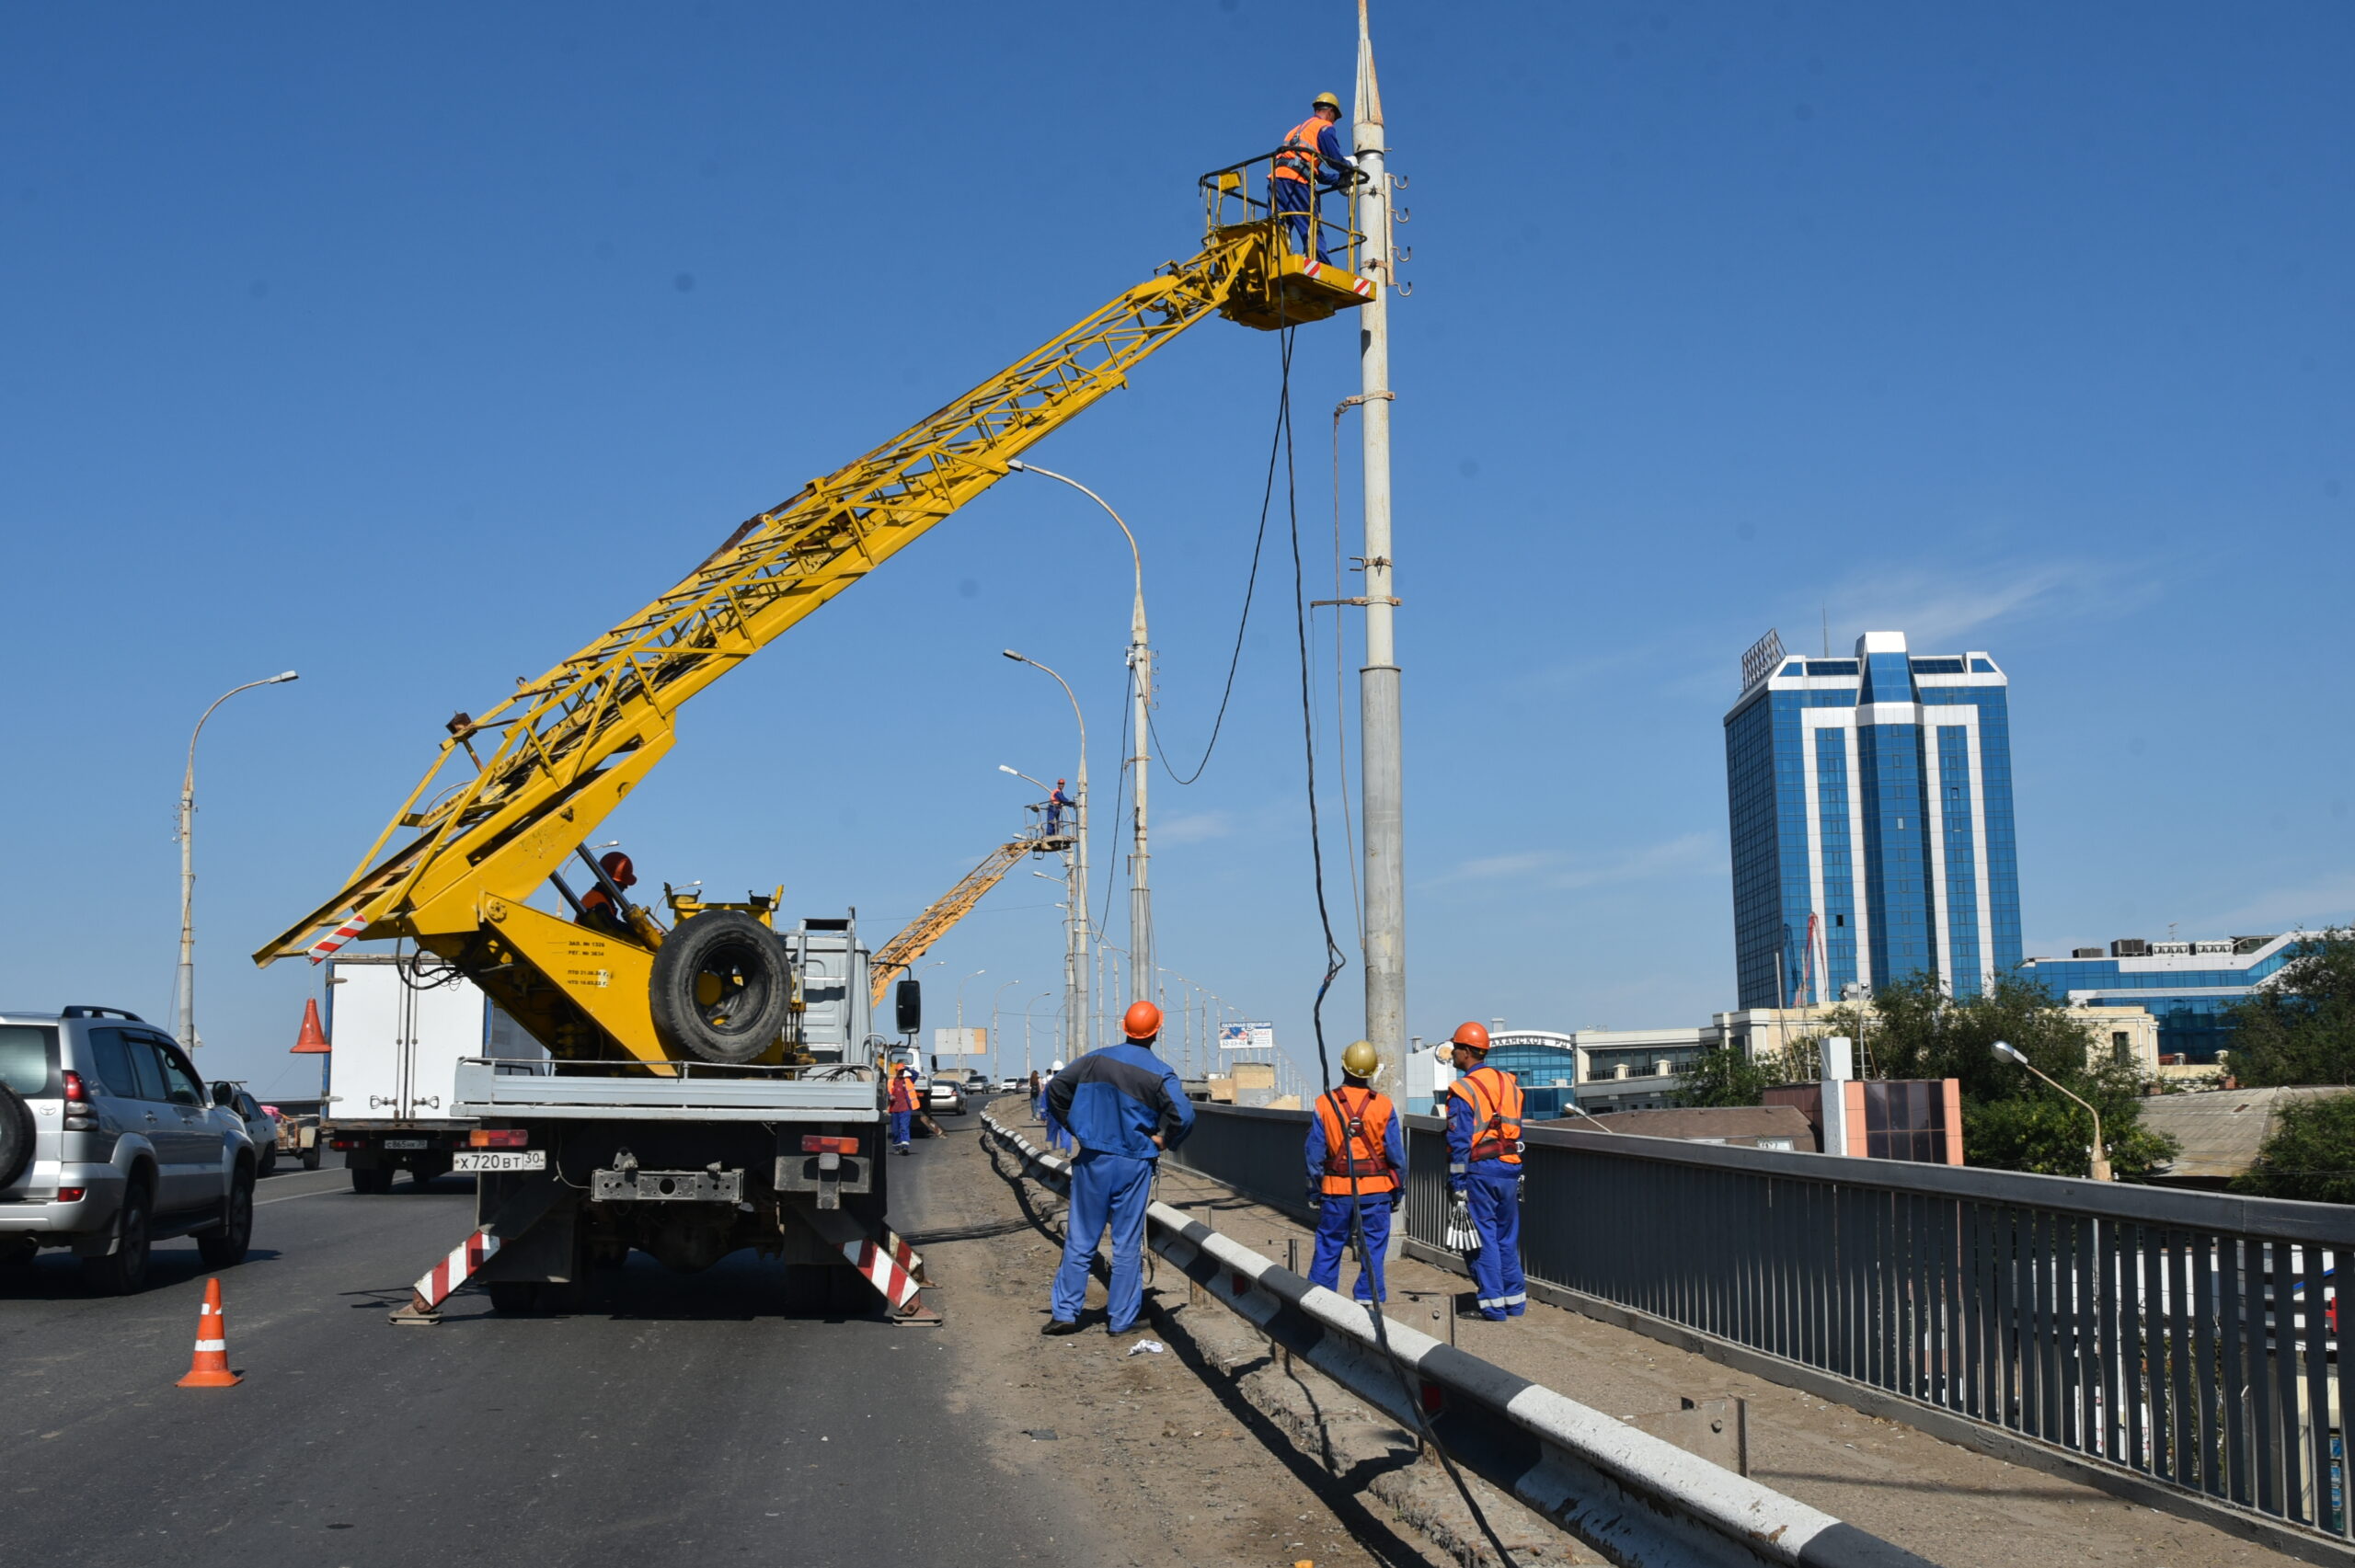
(4, 3), (2348, 1097)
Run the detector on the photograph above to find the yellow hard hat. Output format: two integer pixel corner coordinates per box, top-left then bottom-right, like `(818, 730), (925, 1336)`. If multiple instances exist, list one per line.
(1341, 1039), (1379, 1078)
(1312, 91), (1342, 114)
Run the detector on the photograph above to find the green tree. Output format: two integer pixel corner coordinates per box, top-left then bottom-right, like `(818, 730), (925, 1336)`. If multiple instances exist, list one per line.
(1674, 1045), (1778, 1108)
(2234, 1093), (2355, 1205)
(1854, 975), (2177, 1179)
(2223, 931), (2355, 1088)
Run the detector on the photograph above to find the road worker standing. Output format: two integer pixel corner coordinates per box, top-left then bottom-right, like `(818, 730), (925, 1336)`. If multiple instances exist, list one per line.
(1040, 1059), (1073, 1153)
(1304, 1039), (1405, 1304)
(1041, 1001), (1194, 1336)
(887, 1063), (919, 1154)
(1270, 90), (1359, 261)
(1444, 1021), (1527, 1321)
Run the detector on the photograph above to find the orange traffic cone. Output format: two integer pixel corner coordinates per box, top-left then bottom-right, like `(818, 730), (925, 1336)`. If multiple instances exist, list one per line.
(292, 998), (329, 1055)
(177, 1277), (241, 1388)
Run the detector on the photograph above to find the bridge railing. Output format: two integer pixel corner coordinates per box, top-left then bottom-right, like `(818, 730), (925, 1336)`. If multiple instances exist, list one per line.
(1171, 1100), (2355, 1550)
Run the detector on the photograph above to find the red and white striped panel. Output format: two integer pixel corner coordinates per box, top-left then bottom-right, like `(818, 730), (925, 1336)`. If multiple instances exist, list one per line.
(306, 912), (367, 965)
(412, 1230), (500, 1310)
(841, 1233), (924, 1311)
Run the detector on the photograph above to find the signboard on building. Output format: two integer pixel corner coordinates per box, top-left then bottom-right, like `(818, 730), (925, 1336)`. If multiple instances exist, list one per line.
(932, 1026), (987, 1057)
(1218, 1021), (1276, 1051)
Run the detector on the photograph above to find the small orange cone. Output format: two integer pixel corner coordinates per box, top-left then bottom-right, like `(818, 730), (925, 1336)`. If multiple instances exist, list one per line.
(291, 998), (329, 1055)
(177, 1277), (241, 1388)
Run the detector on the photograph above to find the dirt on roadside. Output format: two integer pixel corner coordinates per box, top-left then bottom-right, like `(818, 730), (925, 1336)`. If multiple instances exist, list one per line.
(903, 1109), (1456, 1568)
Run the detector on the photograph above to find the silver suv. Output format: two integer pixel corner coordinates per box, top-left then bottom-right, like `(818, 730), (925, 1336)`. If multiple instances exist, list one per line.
(0, 1007), (258, 1293)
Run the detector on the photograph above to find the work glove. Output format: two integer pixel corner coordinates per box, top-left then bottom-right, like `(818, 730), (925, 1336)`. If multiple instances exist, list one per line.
(1443, 1193), (1480, 1253)
(1306, 1178), (1324, 1208)
(1517, 1173), (1527, 1205)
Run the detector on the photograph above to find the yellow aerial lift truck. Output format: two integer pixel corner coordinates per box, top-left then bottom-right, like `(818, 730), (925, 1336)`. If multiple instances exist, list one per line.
(257, 155), (1380, 1321)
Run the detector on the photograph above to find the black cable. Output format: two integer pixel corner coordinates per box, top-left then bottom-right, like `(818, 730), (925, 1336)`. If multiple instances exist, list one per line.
(1273, 326), (1520, 1566)
(1144, 360), (1290, 787)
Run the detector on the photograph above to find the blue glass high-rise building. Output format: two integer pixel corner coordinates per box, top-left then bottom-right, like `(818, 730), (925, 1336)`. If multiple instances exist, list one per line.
(1724, 630), (2022, 1007)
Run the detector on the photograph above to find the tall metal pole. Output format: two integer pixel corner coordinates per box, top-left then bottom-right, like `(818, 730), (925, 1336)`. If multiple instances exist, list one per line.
(1007, 460), (1153, 1006)
(176, 670), (298, 1052)
(1353, 3), (1407, 1093)
(1005, 651), (1090, 1055)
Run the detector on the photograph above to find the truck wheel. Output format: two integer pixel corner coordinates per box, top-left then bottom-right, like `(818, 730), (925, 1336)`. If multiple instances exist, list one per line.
(488, 1281), (540, 1314)
(648, 910), (796, 1065)
(408, 1157), (450, 1190)
(302, 1146), (321, 1172)
(0, 1083), (32, 1191)
(198, 1167), (255, 1267)
(351, 1167), (395, 1196)
(83, 1181), (153, 1295)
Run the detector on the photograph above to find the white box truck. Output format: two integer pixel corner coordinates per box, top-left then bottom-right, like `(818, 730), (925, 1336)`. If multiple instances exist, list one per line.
(324, 954), (544, 1193)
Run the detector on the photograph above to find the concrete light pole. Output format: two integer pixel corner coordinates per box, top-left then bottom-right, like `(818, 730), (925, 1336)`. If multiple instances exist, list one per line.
(1004, 650), (1090, 1053)
(1349, 2), (1407, 1095)
(178, 670), (299, 1051)
(1006, 460), (1154, 1002)
(1023, 991), (1053, 1077)
(989, 977), (1022, 1078)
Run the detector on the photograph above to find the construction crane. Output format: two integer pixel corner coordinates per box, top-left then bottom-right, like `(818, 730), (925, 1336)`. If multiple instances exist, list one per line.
(867, 816), (1074, 1009)
(254, 154), (1377, 1073)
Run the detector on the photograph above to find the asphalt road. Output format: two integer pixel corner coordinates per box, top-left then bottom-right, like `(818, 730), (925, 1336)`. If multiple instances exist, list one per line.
(0, 1108), (1090, 1567)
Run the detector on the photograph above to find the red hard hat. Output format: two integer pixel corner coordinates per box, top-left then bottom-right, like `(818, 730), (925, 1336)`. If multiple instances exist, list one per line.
(1122, 1001), (1163, 1041)
(1450, 1020), (1490, 1051)
(600, 851), (638, 888)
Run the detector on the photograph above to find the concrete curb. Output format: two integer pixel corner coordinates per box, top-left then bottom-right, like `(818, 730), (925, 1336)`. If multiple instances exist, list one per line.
(983, 1114), (1937, 1568)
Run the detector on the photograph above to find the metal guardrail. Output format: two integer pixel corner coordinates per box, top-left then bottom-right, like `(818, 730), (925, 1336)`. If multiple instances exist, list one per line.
(1164, 1100), (1319, 1220)
(1163, 1102), (2355, 1554)
(982, 1110), (1930, 1568)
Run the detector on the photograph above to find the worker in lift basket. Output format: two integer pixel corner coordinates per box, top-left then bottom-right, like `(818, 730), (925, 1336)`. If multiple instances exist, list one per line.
(1045, 779), (1072, 838)
(1041, 1001), (1194, 1336)
(1305, 1040), (1406, 1305)
(1270, 90), (1361, 262)
(887, 1064), (919, 1154)
(577, 850), (638, 934)
(1445, 1021), (1527, 1322)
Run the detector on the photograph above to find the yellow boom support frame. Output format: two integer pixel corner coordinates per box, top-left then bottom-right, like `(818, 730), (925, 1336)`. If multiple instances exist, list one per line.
(256, 161), (1373, 1068)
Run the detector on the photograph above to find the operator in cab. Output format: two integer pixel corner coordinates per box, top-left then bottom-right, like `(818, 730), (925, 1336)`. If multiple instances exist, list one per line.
(1305, 1039), (1405, 1304)
(1271, 90), (1360, 262)
(1445, 1021), (1527, 1322)
(577, 850), (638, 935)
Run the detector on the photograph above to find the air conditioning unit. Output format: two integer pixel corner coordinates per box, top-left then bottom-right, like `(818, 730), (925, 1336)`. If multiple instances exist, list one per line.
(2110, 938), (2151, 958)
(2152, 941), (2193, 956)
(2072, 948), (2105, 958)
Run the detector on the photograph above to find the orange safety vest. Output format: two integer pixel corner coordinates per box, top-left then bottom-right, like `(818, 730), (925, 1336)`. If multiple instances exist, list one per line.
(1273, 114), (1332, 184)
(1450, 1066), (1524, 1165)
(889, 1074), (917, 1113)
(1313, 1085), (1399, 1196)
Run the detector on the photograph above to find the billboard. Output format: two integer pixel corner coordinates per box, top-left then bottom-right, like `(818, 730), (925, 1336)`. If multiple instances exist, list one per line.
(932, 1026), (987, 1057)
(1218, 1021), (1276, 1051)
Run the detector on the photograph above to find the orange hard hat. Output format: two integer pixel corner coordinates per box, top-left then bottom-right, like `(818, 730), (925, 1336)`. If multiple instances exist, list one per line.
(1122, 1001), (1163, 1041)
(1450, 1020), (1490, 1051)
(600, 850), (638, 888)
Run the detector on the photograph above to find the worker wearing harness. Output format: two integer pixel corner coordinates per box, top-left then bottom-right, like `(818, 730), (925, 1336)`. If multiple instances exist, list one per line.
(1042, 1001), (1195, 1336)
(1304, 1039), (1405, 1303)
(1444, 1021), (1527, 1321)
(1271, 90), (1359, 261)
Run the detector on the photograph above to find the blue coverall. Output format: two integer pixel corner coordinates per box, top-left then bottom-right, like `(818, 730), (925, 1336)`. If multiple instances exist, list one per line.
(1447, 1070), (1527, 1320)
(1045, 1043), (1196, 1333)
(1272, 118), (1352, 260)
(1304, 1087), (1407, 1302)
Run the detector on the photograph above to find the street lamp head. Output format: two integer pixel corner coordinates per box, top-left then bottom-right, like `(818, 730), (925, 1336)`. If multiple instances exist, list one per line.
(998, 764), (1018, 775)
(1002, 648), (1025, 662)
(270, 670), (300, 683)
(1991, 1040), (2027, 1066)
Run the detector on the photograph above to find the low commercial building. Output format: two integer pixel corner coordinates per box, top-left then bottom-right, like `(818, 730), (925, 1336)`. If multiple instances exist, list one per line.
(2017, 933), (2321, 1065)
(2134, 1086), (2349, 1188)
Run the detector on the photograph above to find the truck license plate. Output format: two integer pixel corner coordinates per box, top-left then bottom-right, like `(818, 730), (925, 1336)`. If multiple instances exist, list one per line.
(454, 1150), (546, 1173)
(384, 1139), (430, 1150)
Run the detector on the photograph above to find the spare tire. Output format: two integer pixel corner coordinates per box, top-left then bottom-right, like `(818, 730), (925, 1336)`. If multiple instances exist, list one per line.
(648, 910), (796, 1065)
(0, 1083), (32, 1191)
